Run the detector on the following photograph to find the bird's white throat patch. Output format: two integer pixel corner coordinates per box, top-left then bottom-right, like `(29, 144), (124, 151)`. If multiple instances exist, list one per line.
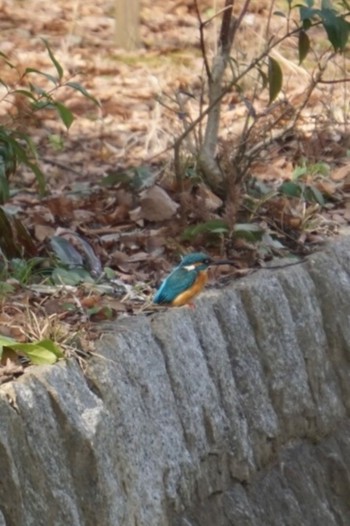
(183, 264), (196, 271)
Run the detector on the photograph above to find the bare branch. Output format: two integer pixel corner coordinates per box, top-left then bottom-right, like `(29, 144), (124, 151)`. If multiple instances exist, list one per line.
(193, 0), (211, 81)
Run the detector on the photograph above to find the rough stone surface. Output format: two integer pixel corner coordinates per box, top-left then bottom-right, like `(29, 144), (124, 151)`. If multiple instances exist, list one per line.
(1, 238), (350, 525)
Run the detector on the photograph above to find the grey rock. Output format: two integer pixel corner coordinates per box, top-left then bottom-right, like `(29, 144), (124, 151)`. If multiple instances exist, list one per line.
(1, 238), (350, 525)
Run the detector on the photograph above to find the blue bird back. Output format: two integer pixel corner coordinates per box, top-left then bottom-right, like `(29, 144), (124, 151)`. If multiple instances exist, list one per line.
(153, 265), (198, 304)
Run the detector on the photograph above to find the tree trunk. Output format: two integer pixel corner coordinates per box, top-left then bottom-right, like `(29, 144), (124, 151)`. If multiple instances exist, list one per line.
(115, 0), (140, 50)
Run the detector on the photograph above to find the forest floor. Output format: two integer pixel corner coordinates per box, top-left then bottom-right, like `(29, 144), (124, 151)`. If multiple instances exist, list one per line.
(0, 0), (350, 379)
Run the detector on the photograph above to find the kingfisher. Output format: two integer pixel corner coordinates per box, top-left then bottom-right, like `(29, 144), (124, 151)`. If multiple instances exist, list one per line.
(153, 252), (230, 307)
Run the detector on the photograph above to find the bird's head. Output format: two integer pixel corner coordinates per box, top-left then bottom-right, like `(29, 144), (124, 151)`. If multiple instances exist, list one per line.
(179, 252), (212, 272)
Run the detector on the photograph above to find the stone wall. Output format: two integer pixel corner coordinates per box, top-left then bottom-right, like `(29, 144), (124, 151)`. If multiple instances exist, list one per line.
(1, 239), (350, 525)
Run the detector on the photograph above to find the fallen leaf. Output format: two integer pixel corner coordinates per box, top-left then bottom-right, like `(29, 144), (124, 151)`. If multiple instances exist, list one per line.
(34, 224), (56, 242)
(140, 186), (179, 221)
(331, 164), (350, 181)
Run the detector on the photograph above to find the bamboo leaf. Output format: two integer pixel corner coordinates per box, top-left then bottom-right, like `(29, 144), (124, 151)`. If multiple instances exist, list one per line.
(66, 81), (100, 106)
(54, 102), (74, 129)
(41, 38), (64, 80)
(24, 68), (58, 85)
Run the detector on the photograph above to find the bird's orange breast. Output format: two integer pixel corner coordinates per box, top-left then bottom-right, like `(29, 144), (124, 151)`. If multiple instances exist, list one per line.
(171, 270), (209, 307)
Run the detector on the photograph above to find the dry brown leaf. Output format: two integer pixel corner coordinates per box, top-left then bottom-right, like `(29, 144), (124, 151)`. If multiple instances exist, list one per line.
(140, 186), (179, 221)
(45, 196), (75, 221)
(342, 174), (350, 193)
(194, 184), (223, 212)
(34, 224), (56, 242)
(331, 164), (350, 181)
(315, 180), (337, 196)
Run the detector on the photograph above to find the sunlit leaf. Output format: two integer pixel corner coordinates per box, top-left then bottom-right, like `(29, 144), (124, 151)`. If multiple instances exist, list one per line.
(268, 57), (283, 104)
(9, 341), (63, 365)
(35, 339), (64, 358)
(0, 335), (16, 350)
(0, 335), (63, 365)
(292, 165), (308, 180)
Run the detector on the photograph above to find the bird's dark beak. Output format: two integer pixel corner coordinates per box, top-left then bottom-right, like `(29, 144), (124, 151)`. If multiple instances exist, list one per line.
(209, 259), (234, 266)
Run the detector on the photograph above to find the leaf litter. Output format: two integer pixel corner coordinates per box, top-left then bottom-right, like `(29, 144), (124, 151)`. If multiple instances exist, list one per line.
(0, 0), (350, 381)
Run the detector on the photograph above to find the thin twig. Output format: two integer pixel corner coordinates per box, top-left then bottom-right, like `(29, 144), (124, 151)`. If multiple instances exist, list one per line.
(194, 0), (211, 81)
(148, 22), (315, 166)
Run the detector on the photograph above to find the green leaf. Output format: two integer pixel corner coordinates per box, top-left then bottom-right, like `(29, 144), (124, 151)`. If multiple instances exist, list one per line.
(13, 89), (37, 101)
(66, 81), (100, 106)
(0, 51), (15, 69)
(321, 11), (350, 51)
(299, 5), (320, 21)
(24, 67), (58, 86)
(305, 185), (325, 205)
(103, 266), (116, 280)
(31, 100), (55, 111)
(50, 236), (84, 267)
(100, 170), (132, 187)
(234, 223), (264, 242)
(28, 83), (47, 96)
(101, 166), (156, 190)
(0, 335), (64, 365)
(268, 57), (283, 104)
(292, 165), (308, 180)
(54, 102), (74, 129)
(279, 181), (303, 197)
(10, 341), (63, 365)
(0, 334), (16, 350)
(0, 207), (38, 259)
(298, 30), (310, 64)
(256, 66), (268, 89)
(26, 161), (47, 196)
(36, 339), (64, 358)
(51, 267), (94, 285)
(0, 160), (10, 203)
(41, 38), (64, 81)
(181, 219), (229, 241)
